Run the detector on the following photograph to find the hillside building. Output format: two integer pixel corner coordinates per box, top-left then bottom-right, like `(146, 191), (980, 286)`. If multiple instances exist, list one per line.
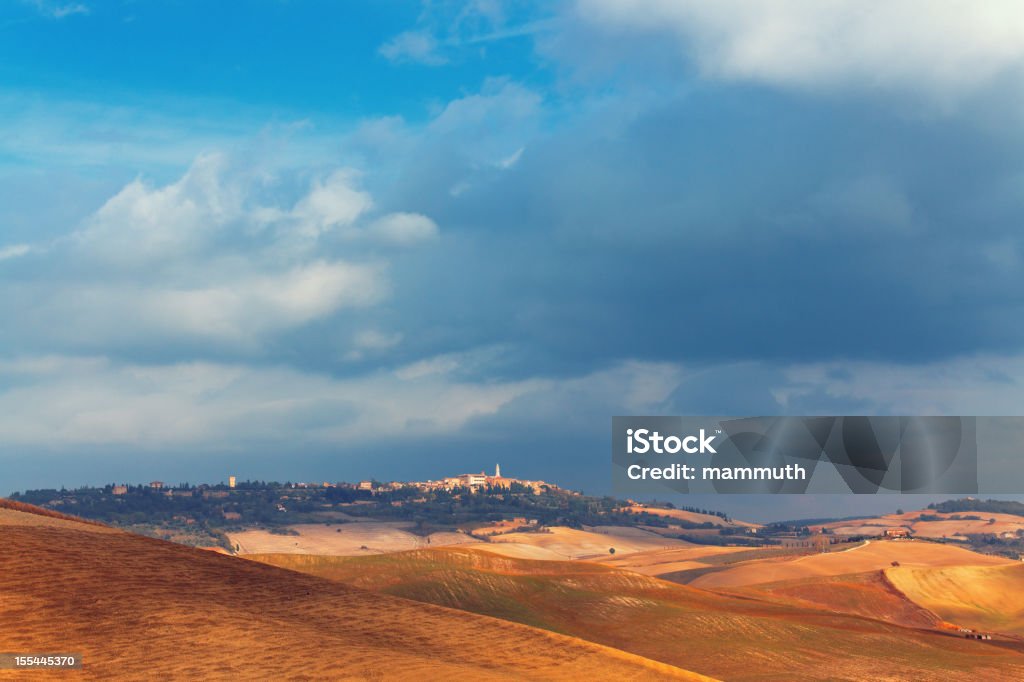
(459, 472), (488, 488)
(883, 527), (911, 539)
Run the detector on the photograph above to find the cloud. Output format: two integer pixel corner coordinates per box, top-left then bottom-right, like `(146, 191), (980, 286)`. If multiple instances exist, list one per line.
(395, 354), (463, 381)
(48, 2), (87, 18)
(25, 0), (88, 19)
(776, 354), (1024, 415)
(379, 30), (448, 66)
(0, 244), (31, 261)
(30, 261), (388, 348)
(428, 79), (541, 137)
(77, 152), (244, 266)
(574, 0), (1024, 102)
(290, 169), (373, 237)
(367, 212), (439, 245)
(496, 147), (524, 169)
(382, 79), (542, 202)
(3, 346), (1020, 455)
(2, 152), (437, 354)
(377, 1), (553, 67)
(0, 354), (545, 449)
(805, 175), (917, 233)
(2, 48), (1023, 486)
(353, 329), (402, 350)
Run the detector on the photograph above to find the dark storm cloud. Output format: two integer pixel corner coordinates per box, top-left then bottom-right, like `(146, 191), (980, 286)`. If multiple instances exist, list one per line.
(367, 86), (1024, 381)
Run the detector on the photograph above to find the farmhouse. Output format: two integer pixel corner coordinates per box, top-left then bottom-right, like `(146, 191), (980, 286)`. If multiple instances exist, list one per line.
(883, 527), (911, 539)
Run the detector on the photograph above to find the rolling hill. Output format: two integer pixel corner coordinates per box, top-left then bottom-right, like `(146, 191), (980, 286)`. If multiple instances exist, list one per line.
(0, 501), (704, 681)
(887, 563), (1024, 636)
(227, 523), (688, 561)
(688, 539), (1012, 589)
(621, 505), (759, 528)
(483, 525), (689, 560)
(728, 570), (942, 629)
(227, 520), (477, 555)
(814, 510), (1024, 540)
(594, 545), (755, 576)
(249, 546), (1024, 681)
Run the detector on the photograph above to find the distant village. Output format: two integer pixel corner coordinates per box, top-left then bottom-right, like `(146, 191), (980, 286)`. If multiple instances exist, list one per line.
(112, 463), (565, 499)
(8, 464), (596, 550)
(12, 472), (1024, 562)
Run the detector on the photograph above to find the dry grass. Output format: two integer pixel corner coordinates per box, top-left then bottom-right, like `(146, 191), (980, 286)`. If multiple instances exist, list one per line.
(622, 506), (760, 528)
(249, 546), (1024, 681)
(815, 510), (1024, 539)
(230, 524), (691, 562)
(593, 546), (755, 576)
(0, 498), (109, 528)
(887, 564), (1024, 636)
(485, 525), (688, 560)
(690, 539), (1012, 589)
(229, 521), (475, 555)
(0, 503), (704, 681)
(728, 570), (942, 629)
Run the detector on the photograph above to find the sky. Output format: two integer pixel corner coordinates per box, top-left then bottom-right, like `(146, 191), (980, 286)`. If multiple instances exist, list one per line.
(2, 1), (1024, 521)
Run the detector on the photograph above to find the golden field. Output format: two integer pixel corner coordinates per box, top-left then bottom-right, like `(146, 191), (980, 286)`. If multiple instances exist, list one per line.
(688, 539), (1011, 589)
(250, 544), (1024, 681)
(0, 501), (705, 681)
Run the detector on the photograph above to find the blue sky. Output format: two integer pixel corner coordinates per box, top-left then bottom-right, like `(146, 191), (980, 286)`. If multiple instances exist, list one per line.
(3, 1), (1024, 520)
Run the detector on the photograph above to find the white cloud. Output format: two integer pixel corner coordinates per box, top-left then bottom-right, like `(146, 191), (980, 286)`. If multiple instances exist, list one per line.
(353, 329), (402, 350)
(2, 345), (1020, 454)
(576, 0), (1024, 102)
(0, 352), (687, 451)
(26, 0), (88, 19)
(379, 31), (448, 66)
(429, 80), (541, 136)
(4, 153), (436, 351)
(496, 147), (524, 169)
(775, 354), (1024, 414)
(0, 354), (544, 448)
(367, 212), (439, 245)
(422, 80), (543, 193)
(78, 152), (243, 266)
(0, 244), (31, 261)
(48, 2), (87, 18)
(46, 261), (386, 345)
(290, 169), (373, 237)
(395, 354), (463, 381)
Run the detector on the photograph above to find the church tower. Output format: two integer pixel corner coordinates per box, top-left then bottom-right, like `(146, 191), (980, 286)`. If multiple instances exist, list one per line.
(495, 463), (501, 478)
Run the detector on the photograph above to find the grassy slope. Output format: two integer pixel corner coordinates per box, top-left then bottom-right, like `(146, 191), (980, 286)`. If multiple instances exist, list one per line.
(249, 547), (1024, 682)
(725, 570), (941, 629)
(0, 501), (701, 681)
(887, 563), (1024, 636)
(689, 539), (1011, 589)
(816, 510), (1024, 538)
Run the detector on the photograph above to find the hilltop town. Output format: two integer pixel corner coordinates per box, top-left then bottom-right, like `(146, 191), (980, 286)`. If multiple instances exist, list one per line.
(9, 469), (1024, 562)
(7, 464), (746, 551)
(351, 463), (563, 495)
